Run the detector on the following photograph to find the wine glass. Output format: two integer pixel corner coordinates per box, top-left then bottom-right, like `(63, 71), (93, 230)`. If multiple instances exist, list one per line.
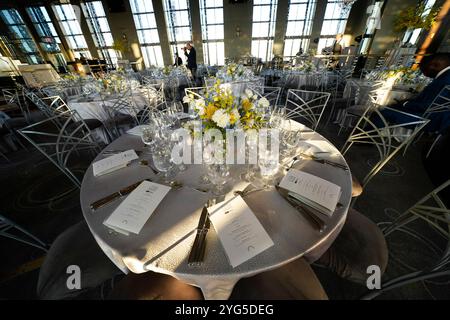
(207, 164), (230, 195)
(152, 144), (175, 182)
(269, 108), (286, 129)
(258, 151), (280, 188)
(141, 125), (158, 154)
(242, 131), (258, 182)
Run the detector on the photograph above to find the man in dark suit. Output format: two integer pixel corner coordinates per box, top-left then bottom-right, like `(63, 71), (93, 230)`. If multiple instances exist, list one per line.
(378, 53), (450, 133)
(183, 42), (197, 82)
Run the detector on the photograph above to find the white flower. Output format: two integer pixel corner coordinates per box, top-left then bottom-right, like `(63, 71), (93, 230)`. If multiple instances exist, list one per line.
(258, 97), (270, 108)
(253, 94), (258, 100)
(194, 99), (206, 116)
(245, 88), (253, 98)
(212, 109), (230, 128)
(195, 98), (205, 109)
(183, 94), (194, 104)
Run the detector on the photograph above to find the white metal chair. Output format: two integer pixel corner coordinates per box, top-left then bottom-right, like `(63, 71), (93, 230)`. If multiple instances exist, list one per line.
(18, 110), (101, 188)
(100, 90), (138, 139)
(284, 89), (331, 130)
(337, 80), (387, 134)
(2, 88), (33, 124)
(1, 214), (48, 252)
(341, 106), (430, 199)
(247, 85), (281, 110)
(361, 180), (450, 299)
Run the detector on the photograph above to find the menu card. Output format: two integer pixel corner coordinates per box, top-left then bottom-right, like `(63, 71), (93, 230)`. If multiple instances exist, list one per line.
(208, 196), (274, 268)
(103, 180), (171, 235)
(93, 150), (138, 177)
(279, 169), (341, 216)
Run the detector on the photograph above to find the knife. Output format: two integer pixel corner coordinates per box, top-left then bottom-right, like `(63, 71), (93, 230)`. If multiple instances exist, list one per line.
(276, 185), (326, 233)
(194, 217), (210, 264)
(188, 205), (209, 265)
(299, 153), (348, 170)
(90, 180), (145, 211)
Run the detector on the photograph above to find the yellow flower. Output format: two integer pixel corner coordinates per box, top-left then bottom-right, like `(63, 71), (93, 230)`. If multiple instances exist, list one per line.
(242, 99), (253, 112)
(204, 103), (218, 120)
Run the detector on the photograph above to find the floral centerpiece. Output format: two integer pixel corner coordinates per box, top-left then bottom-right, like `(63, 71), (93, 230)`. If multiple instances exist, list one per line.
(369, 66), (429, 86)
(96, 72), (127, 93)
(216, 63), (254, 82)
(183, 81), (269, 133)
(291, 60), (317, 73)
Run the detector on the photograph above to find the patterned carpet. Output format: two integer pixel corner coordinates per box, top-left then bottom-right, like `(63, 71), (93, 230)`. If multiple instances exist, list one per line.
(0, 118), (449, 300)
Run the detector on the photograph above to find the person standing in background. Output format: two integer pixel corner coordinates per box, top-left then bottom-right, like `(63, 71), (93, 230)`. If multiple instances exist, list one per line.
(173, 52), (183, 67)
(183, 42), (197, 82)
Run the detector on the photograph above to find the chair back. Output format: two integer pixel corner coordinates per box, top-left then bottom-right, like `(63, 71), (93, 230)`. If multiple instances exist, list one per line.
(2, 88), (32, 123)
(247, 85), (281, 109)
(18, 110), (100, 188)
(341, 106), (429, 189)
(284, 89), (331, 130)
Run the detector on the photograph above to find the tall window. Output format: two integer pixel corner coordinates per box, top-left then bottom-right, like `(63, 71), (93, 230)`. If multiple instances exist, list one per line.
(283, 0), (317, 57)
(359, 0), (383, 54)
(163, 0), (192, 58)
(130, 0), (164, 67)
(199, 0), (224, 65)
(82, 1), (118, 67)
(403, 0), (437, 45)
(318, 0), (352, 54)
(26, 6), (66, 66)
(0, 9), (42, 64)
(53, 4), (91, 59)
(251, 0), (278, 62)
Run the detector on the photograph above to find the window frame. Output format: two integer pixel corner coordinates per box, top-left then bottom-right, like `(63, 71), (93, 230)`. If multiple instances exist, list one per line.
(199, 0), (225, 65)
(251, 0), (278, 62)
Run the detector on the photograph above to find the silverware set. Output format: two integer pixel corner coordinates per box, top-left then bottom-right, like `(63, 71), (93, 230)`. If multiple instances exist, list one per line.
(188, 199), (215, 266)
(275, 185), (328, 233)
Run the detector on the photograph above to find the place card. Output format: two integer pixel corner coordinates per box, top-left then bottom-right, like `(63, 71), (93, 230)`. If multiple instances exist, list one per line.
(208, 195), (274, 268)
(103, 180), (171, 235)
(93, 149), (138, 177)
(279, 169), (341, 216)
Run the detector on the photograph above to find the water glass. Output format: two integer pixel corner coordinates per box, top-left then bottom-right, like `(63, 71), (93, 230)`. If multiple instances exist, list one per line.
(152, 145), (175, 181)
(206, 164), (230, 195)
(258, 152), (279, 188)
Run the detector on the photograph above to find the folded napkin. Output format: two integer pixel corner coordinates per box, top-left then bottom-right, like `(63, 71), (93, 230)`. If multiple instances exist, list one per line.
(93, 150), (138, 177)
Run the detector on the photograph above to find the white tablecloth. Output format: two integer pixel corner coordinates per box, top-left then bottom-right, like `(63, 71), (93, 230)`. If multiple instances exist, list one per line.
(67, 93), (148, 121)
(80, 121), (352, 299)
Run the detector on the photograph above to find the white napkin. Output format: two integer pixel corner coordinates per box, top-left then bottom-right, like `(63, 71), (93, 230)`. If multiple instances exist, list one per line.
(93, 150), (138, 177)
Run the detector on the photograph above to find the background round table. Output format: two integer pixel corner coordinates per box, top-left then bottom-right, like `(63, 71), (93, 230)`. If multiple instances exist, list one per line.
(80, 121), (352, 299)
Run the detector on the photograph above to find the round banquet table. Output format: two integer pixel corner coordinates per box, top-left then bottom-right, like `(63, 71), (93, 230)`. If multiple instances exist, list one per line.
(80, 120), (352, 300)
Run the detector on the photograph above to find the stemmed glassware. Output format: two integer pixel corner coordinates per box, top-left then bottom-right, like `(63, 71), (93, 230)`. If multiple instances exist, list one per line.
(242, 131), (258, 182)
(206, 164), (230, 195)
(258, 151), (280, 188)
(141, 124), (159, 154)
(269, 108), (287, 129)
(152, 143), (176, 182)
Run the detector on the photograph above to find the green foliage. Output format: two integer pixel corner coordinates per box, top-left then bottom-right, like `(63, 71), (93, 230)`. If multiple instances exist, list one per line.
(393, 3), (440, 33)
(112, 40), (126, 53)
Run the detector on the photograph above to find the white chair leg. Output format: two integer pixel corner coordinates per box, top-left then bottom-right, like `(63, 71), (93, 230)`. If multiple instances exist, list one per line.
(426, 134), (442, 158)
